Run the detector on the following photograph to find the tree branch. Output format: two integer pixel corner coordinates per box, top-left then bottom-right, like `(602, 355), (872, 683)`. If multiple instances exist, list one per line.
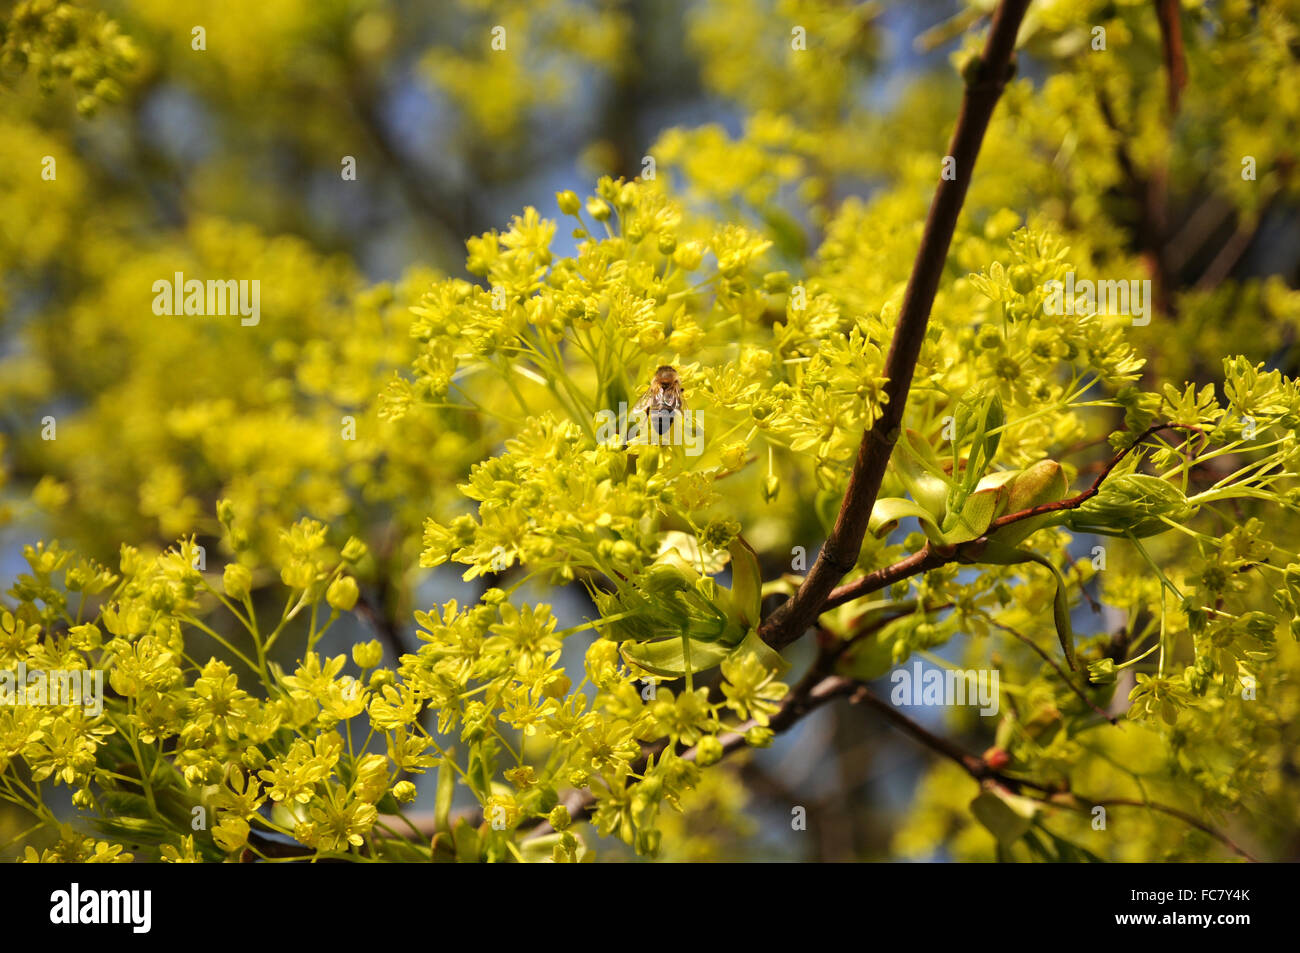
(1096, 86), (1172, 315)
(759, 0), (1032, 652)
(820, 422), (1201, 614)
(986, 618), (1117, 725)
(527, 671), (856, 838)
(850, 683), (1257, 861)
(353, 589), (407, 662)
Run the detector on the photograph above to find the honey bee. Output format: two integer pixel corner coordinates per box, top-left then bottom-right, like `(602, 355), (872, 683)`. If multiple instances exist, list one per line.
(632, 365), (685, 438)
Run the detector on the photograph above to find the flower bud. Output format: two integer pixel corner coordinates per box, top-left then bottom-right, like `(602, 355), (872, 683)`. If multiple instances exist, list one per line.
(987, 460), (1070, 547)
(982, 746), (1011, 770)
(1087, 657), (1117, 685)
(352, 639), (383, 669)
(341, 536), (368, 563)
(635, 829), (661, 856)
(586, 197), (611, 221)
(1009, 264), (1036, 294)
(326, 575), (360, 612)
(694, 735), (724, 766)
(547, 804), (572, 831)
(744, 726), (774, 748)
(223, 563), (253, 601)
(393, 780), (418, 803)
(672, 241), (704, 271)
(556, 190), (581, 215)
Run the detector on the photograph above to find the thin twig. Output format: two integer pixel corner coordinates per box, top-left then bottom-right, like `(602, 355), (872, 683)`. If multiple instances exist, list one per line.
(987, 618), (1118, 724)
(850, 684), (1255, 860)
(354, 589), (406, 662)
(818, 422), (1201, 613)
(526, 673), (856, 838)
(759, 0), (1033, 652)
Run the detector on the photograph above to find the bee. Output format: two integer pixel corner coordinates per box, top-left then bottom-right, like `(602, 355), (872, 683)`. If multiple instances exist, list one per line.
(632, 365), (685, 439)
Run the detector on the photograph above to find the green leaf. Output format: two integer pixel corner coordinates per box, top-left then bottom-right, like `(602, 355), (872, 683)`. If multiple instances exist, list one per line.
(941, 484), (1004, 543)
(620, 636), (734, 678)
(1027, 827), (1107, 863)
(814, 488), (841, 535)
(869, 497), (944, 542)
(825, 598), (917, 678)
(99, 790), (152, 818)
(91, 815), (171, 846)
(452, 817), (480, 863)
(728, 626), (790, 674)
(435, 750), (456, 834)
(727, 536), (764, 630)
(837, 635), (894, 681)
(1048, 559), (1077, 672)
(954, 387), (1005, 489)
(844, 597), (917, 631)
(991, 460), (1070, 548)
(970, 786), (1040, 847)
(893, 429), (952, 517)
(974, 539), (1077, 671)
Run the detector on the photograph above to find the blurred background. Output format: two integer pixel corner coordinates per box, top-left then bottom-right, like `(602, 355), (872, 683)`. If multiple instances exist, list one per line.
(2, 0), (1299, 860)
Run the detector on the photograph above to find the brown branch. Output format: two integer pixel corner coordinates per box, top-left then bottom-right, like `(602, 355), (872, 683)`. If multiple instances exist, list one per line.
(1079, 797), (1257, 862)
(1096, 87), (1172, 315)
(342, 69), (476, 265)
(818, 422), (1200, 614)
(526, 672), (856, 839)
(986, 618), (1118, 725)
(822, 545), (952, 613)
(526, 416), (1216, 854)
(850, 684), (1256, 861)
(1165, 196), (1234, 274)
(1195, 210), (1270, 290)
(1153, 0), (1188, 115)
(685, 674), (858, 765)
(849, 684), (1041, 789)
(353, 589), (407, 663)
(981, 421), (1202, 535)
(759, 0), (1033, 652)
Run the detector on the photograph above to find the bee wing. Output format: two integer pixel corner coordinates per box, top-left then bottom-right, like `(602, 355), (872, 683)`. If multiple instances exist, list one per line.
(632, 386), (654, 416)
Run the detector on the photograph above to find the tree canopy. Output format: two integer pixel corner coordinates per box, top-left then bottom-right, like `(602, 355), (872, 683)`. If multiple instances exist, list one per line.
(1, 0), (1298, 863)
